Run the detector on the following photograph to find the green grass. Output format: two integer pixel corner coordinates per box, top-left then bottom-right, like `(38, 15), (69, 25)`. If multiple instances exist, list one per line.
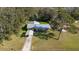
(40, 22), (48, 24)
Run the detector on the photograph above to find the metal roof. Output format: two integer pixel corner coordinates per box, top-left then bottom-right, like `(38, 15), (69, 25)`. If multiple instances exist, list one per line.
(27, 21), (51, 29)
(34, 24), (51, 29)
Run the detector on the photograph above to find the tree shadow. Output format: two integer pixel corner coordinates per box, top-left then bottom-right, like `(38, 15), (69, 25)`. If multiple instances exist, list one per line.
(22, 24), (27, 31)
(20, 32), (26, 37)
(21, 25), (27, 37)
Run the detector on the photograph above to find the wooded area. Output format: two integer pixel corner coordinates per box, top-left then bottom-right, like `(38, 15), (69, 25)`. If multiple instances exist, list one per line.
(0, 7), (79, 43)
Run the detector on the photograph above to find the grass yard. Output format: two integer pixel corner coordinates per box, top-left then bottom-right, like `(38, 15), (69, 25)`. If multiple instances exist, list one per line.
(32, 23), (79, 51)
(0, 34), (25, 51)
(32, 32), (79, 51)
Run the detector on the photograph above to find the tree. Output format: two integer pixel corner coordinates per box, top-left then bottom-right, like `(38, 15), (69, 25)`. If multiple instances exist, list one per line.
(51, 8), (75, 40)
(37, 8), (58, 22)
(71, 8), (79, 20)
(0, 7), (34, 43)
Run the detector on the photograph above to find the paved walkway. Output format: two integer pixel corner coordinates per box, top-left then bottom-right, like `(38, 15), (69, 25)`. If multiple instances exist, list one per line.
(22, 35), (33, 51)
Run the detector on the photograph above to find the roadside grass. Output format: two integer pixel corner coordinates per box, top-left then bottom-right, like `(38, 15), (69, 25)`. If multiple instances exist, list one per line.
(32, 23), (79, 51)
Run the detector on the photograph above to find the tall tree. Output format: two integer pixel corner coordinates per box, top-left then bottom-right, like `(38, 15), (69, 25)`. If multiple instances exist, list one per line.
(50, 8), (75, 40)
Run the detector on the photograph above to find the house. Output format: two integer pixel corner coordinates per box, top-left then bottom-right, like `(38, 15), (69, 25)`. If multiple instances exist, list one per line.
(27, 21), (51, 30)
(27, 21), (40, 29)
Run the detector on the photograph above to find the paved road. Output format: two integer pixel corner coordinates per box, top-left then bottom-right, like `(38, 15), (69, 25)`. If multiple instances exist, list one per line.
(22, 35), (33, 51)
